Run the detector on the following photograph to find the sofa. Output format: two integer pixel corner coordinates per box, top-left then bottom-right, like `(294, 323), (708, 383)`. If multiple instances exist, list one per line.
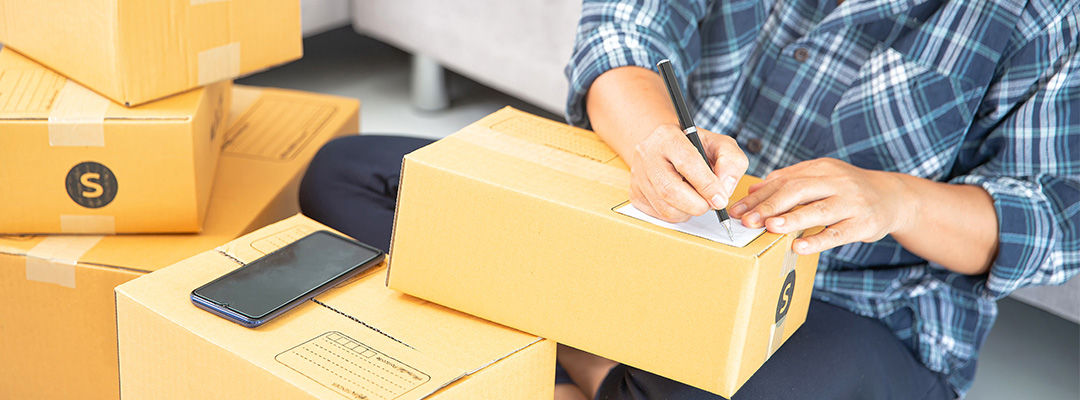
(350, 0), (581, 114)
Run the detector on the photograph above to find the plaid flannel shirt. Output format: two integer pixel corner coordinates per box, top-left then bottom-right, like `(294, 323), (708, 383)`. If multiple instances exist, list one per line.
(565, 0), (1080, 396)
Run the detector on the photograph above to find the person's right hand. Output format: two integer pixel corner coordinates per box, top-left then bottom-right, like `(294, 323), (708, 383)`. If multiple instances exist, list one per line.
(629, 123), (749, 223)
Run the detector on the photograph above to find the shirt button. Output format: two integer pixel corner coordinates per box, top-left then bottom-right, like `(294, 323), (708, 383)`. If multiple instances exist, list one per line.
(745, 138), (763, 154)
(793, 47), (810, 62)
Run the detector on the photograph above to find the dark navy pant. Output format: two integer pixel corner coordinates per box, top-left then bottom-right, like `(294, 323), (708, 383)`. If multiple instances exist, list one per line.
(299, 135), (954, 400)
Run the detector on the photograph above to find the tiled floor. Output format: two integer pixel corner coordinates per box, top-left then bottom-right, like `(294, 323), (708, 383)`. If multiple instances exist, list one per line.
(240, 27), (1080, 400)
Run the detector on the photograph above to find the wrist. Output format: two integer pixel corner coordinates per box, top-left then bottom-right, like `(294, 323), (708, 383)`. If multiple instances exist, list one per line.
(886, 172), (921, 237)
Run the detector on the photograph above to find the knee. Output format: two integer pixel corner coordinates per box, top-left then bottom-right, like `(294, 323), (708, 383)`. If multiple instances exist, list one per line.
(305, 135), (433, 181)
(300, 135), (377, 212)
(306, 135), (380, 179)
(300, 135), (434, 212)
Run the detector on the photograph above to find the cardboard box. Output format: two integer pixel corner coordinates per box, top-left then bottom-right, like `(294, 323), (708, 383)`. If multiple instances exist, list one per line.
(115, 214), (556, 400)
(0, 48), (231, 234)
(0, 0), (301, 106)
(0, 85), (358, 400)
(386, 108), (821, 397)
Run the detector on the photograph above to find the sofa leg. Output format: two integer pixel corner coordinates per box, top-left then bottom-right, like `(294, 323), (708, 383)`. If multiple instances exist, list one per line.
(411, 54), (450, 111)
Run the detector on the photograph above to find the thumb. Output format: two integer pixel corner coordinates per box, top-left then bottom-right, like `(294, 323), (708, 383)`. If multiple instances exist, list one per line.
(701, 130), (749, 202)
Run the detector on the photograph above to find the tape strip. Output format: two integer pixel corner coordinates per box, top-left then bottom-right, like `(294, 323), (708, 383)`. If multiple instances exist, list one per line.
(60, 215), (116, 234)
(455, 125), (630, 191)
(198, 42), (240, 86)
(767, 236), (802, 357)
(25, 235), (103, 288)
(48, 80), (109, 147)
(191, 0), (229, 5)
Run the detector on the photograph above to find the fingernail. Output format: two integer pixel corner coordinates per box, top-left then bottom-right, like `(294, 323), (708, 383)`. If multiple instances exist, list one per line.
(746, 212), (761, 227)
(711, 194), (727, 209)
(795, 240), (809, 253)
(771, 217), (785, 227)
(722, 175), (737, 196)
(730, 202), (747, 215)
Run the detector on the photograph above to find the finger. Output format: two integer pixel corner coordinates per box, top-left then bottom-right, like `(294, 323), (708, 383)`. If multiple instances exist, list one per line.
(750, 165), (798, 195)
(748, 180), (768, 194)
(728, 178), (784, 222)
(664, 139), (729, 209)
(702, 131), (749, 186)
(635, 172), (690, 222)
(765, 159), (822, 182)
(638, 170), (693, 222)
(793, 219), (859, 255)
(764, 197), (848, 234)
(646, 159), (711, 217)
(745, 177), (835, 223)
(629, 184), (661, 220)
(646, 192), (693, 223)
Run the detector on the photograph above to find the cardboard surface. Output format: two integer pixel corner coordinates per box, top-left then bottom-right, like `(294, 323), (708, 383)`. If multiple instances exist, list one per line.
(0, 85), (358, 400)
(0, 0), (301, 106)
(116, 214), (555, 400)
(387, 108), (821, 397)
(0, 48), (231, 234)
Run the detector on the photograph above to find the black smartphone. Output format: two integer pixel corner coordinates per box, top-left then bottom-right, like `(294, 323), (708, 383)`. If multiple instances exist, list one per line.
(191, 230), (384, 328)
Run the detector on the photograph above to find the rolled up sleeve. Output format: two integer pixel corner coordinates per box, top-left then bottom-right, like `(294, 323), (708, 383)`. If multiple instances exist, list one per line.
(564, 0), (710, 128)
(957, 37), (1080, 298)
(951, 174), (1080, 298)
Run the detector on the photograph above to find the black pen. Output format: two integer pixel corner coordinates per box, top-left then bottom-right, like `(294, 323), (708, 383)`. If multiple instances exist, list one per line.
(656, 59), (734, 241)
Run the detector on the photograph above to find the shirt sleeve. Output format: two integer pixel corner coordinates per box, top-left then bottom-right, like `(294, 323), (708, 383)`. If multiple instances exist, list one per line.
(952, 19), (1080, 299)
(564, 0), (711, 128)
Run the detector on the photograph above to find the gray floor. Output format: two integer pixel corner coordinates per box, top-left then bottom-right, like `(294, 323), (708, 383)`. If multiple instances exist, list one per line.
(240, 27), (1080, 400)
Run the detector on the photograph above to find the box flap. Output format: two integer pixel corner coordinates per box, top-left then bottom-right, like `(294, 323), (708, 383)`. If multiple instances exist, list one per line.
(116, 214), (542, 400)
(0, 48), (204, 120)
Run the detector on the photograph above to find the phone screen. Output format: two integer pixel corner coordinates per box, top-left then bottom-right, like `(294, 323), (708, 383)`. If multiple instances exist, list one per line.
(193, 231), (383, 320)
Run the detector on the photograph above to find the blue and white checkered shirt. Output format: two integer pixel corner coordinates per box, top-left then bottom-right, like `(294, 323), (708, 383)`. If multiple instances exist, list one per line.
(566, 0), (1080, 395)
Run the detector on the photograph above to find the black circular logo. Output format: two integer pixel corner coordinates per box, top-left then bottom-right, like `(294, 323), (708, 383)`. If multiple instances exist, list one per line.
(65, 161), (118, 208)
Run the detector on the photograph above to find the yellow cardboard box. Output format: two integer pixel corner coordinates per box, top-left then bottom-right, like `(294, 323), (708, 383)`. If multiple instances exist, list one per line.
(116, 214), (556, 400)
(0, 0), (301, 106)
(0, 48), (231, 234)
(386, 108), (821, 397)
(0, 85), (358, 400)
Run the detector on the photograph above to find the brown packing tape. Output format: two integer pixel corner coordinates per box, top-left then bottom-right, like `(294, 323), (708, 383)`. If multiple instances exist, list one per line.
(193, 0), (238, 86)
(767, 235), (802, 357)
(60, 215), (117, 234)
(198, 42), (241, 86)
(47, 80), (108, 147)
(24, 235), (103, 288)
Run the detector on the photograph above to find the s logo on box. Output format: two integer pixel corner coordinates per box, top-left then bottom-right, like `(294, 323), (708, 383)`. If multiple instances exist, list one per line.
(65, 161), (118, 208)
(775, 269), (796, 323)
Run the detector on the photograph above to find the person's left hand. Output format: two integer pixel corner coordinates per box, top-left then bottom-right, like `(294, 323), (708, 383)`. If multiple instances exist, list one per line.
(727, 158), (915, 255)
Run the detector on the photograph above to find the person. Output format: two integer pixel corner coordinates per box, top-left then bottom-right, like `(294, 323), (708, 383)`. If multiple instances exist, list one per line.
(300, 0), (1080, 398)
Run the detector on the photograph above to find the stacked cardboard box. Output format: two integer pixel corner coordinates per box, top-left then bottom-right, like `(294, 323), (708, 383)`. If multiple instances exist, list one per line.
(385, 108), (822, 397)
(110, 107), (824, 399)
(0, 85), (359, 399)
(0, 0), (302, 106)
(115, 214), (556, 400)
(0, 48), (232, 233)
(0, 0), (303, 234)
(1, 1), (308, 397)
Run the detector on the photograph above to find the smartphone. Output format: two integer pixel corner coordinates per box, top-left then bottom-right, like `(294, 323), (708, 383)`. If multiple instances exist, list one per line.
(191, 230), (384, 328)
